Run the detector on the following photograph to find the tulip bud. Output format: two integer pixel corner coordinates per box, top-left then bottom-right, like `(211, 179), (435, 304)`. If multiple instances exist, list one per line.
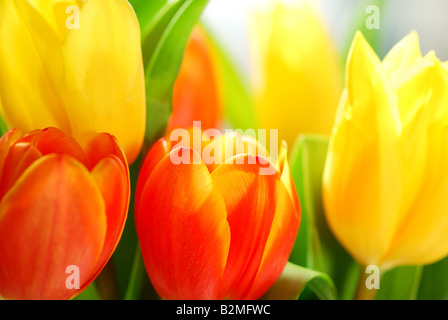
(0, 0), (146, 164)
(0, 127), (129, 299)
(250, 0), (342, 147)
(323, 31), (448, 270)
(135, 129), (301, 299)
(168, 26), (221, 132)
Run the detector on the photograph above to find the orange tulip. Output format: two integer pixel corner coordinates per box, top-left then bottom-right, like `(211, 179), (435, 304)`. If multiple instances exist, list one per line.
(167, 26), (221, 131)
(135, 129), (301, 299)
(0, 127), (129, 300)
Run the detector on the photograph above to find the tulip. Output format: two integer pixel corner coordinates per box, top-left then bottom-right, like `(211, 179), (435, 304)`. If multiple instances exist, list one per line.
(0, 0), (145, 164)
(323, 31), (448, 270)
(135, 129), (301, 299)
(167, 26), (221, 132)
(0, 127), (129, 300)
(249, 0), (342, 148)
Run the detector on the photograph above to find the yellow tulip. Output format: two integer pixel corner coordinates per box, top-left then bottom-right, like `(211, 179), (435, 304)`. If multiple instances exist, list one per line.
(0, 0), (145, 164)
(250, 0), (342, 147)
(323, 31), (448, 270)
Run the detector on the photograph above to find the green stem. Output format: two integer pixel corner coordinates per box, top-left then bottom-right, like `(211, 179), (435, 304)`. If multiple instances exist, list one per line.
(354, 265), (378, 300)
(124, 244), (146, 300)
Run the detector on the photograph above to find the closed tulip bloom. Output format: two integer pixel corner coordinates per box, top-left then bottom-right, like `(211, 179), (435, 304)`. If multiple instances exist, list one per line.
(0, 127), (129, 299)
(0, 0), (145, 164)
(135, 130), (301, 299)
(323, 31), (448, 270)
(250, 0), (342, 147)
(168, 26), (221, 131)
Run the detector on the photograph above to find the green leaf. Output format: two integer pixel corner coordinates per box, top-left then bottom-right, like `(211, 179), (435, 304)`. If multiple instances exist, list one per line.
(376, 266), (423, 300)
(128, 0), (167, 36)
(112, 157), (145, 298)
(418, 256), (448, 300)
(0, 114), (6, 137)
(289, 135), (359, 300)
(143, 0), (210, 150)
(261, 262), (337, 300)
(124, 245), (146, 300)
(201, 24), (257, 131)
(73, 282), (102, 300)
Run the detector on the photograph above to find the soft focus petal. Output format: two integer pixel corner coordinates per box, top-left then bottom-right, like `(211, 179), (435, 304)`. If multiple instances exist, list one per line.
(60, 0), (146, 164)
(137, 148), (230, 300)
(380, 60), (448, 268)
(0, 154), (106, 300)
(168, 26), (221, 131)
(0, 0), (70, 133)
(212, 155), (276, 299)
(382, 31), (422, 80)
(250, 0), (342, 147)
(323, 32), (402, 266)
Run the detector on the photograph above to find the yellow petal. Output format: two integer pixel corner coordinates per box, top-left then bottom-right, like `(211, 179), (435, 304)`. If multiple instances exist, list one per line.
(381, 60), (448, 268)
(26, 0), (81, 41)
(250, 0), (342, 147)
(382, 31), (422, 79)
(323, 32), (402, 266)
(60, 0), (145, 164)
(0, 0), (70, 133)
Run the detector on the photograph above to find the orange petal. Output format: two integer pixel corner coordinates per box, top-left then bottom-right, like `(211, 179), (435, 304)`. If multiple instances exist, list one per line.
(246, 173), (301, 299)
(19, 127), (88, 167)
(0, 129), (22, 180)
(83, 132), (127, 170)
(136, 147), (230, 300)
(135, 138), (170, 214)
(168, 26), (221, 131)
(0, 155), (106, 300)
(0, 142), (42, 200)
(212, 154), (277, 299)
(84, 155), (129, 290)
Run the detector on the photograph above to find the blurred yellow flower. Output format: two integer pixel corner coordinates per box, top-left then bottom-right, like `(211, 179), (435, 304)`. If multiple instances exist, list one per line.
(0, 0), (146, 164)
(323, 31), (448, 270)
(250, 0), (342, 147)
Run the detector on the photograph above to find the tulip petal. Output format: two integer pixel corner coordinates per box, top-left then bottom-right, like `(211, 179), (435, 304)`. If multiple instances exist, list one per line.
(83, 132), (127, 171)
(380, 61), (448, 268)
(86, 155), (129, 289)
(26, 0), (80, 41)
(0, 142), (42, 200)
(323, 33), (403, 266)
(60, 0), (146, 164)
(382, 31), (422, 79)
(168, 26), (221, 132)
(205, 131), (268, 173)
(137, 147), (230, 300)
(0, 129), (22, 180)
(212, 155), (277, 299)
(19, 127), (88, 167)
(250, 0), (342, 147)
(0, 155), (106, 300)
(246, 175), (300, 299)
(134, 138), (170, 216)
(0, 0), (70, 133)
